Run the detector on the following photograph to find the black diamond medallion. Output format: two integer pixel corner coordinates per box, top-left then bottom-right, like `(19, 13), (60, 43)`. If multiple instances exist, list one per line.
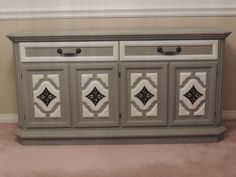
(135, 86), (154, 105)
(86, 87), (105, 106)
(37, 87), (56, 107)
(184, 85), (203, 104)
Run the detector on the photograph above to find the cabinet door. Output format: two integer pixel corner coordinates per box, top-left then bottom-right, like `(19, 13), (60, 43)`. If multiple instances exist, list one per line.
(21, 64), (71, 128)
(169, 62), (217, 126)
(120, 62), (168, 126)
(70, 63), (119, 127)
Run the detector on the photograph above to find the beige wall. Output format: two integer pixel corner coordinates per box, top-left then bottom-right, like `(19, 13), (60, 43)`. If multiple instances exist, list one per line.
(0, 17), (236, 113)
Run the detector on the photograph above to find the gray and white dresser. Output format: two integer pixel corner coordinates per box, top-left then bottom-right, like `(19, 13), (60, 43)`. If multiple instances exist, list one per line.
(7, 29), (231, 144)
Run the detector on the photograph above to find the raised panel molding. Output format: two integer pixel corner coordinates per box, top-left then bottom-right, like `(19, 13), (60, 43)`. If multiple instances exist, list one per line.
(1, 0), (236, 20)
(32, 74), (62, 119)
(130, 72), (158, 118)
(179, 72), (207, 116)
(81, 73), (110, 119)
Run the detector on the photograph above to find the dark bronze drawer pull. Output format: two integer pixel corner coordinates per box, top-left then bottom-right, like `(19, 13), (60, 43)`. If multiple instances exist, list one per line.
(57, 48), (81, 57)
(157, 46), (182, 56)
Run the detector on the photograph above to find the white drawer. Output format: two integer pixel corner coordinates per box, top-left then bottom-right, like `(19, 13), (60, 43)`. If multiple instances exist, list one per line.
(19, 41), (119, 62)
(120, 40), (218, 61)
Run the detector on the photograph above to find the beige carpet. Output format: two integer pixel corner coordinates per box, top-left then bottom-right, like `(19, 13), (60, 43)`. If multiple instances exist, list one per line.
(0, 121), (235, 177)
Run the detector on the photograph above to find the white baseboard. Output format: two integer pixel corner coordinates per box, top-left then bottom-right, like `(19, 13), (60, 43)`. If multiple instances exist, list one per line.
(0, 111), (235, 123)
(222, 110), (236, 120)
(0, 114), (18, 123)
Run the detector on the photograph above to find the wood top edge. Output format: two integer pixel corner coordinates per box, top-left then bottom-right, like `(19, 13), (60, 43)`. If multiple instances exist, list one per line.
(7, 29), (232, 42)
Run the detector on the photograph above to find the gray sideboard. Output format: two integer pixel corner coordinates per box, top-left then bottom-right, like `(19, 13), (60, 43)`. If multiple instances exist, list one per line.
(7, 29), (231, 144)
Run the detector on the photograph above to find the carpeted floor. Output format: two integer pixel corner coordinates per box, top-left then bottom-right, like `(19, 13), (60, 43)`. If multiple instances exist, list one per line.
(0, 121), (236, 177)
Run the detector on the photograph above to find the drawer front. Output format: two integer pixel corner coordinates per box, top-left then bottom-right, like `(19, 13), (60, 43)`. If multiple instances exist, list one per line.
(19, 42), (119, 62)
(120, 40), (218, 61)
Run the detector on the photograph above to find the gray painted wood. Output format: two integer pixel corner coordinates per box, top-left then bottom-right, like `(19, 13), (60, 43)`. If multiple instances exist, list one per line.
(8, 29), (231, 144)
(120, 62), (168, 126)
(15, 125), (225, 145)
(21, 63), (71, 128)
(215, 40), (225, 126)
(18, 136), (223, 145)
(15, 125), (225, 138)
(7, 29), (231, 42)
(169, 62), (217, 126)
(70, 62), (119, 127)
(125, 45), (213, 56)
(25, 47), (113, 57)
(13, 43), (25, 128)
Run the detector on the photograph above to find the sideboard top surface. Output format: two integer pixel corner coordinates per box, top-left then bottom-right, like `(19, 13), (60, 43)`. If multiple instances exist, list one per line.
(7, 29), (231, 42)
